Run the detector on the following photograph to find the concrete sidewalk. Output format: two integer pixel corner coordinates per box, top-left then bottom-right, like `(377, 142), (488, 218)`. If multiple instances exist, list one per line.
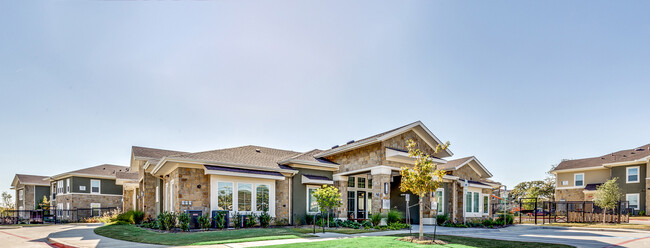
(47, 223), (163, 248)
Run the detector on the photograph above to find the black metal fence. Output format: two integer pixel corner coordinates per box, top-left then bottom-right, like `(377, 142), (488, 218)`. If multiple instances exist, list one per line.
(541, 201), (630, 224)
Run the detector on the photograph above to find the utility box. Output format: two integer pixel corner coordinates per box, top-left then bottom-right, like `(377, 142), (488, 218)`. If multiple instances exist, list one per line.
(185, 210), (202, 229)
(211, 210), (229, 229)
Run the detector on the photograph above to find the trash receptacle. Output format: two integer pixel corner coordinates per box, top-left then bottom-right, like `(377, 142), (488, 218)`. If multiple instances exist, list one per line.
(185, 210), (202, 229)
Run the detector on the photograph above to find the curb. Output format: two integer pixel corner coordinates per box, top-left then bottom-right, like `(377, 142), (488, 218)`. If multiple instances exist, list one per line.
(47, 237), (79, 248)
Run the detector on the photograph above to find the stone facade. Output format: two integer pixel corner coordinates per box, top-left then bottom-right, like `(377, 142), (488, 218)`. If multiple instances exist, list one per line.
(139, 170), (159, 218)
(382, 130), (439, 168)
(55, 193), (123, 220)
(167, 167), (210, 214)
(275, 176), (291, 222)
(555, 188), (585, 202)
(15, 185), (35, 211)
(123, 189), (135, 212)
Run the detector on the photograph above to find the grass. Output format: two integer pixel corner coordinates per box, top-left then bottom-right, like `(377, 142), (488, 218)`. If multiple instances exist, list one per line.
(262, 235), (574, 248)
(291, 227), (381, 234)
(94, 224), (315, 246)
(545, 222), (650, 230)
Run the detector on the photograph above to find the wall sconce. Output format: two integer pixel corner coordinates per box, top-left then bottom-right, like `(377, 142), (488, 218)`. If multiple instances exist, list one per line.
(384, 182), (389, 194)
(197, 185), (201, 189)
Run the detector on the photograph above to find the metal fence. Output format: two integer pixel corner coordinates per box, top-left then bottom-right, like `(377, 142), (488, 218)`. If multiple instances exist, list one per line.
(541, 201), (630, 224)
(1, 207), (118, 224)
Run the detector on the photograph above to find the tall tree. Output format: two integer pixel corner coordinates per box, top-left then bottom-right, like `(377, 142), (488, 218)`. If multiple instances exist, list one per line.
(594, 178), (622, 224)
(400, 139), (449, 240)
(312, 185), (342, 228)
(1, 191), (14, 210)
(509, 179), (555, 201)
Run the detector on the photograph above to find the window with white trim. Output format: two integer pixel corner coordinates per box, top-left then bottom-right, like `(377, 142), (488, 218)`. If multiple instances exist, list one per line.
(57, 180), (63, 194)
(66, 203), (70, 217)
(256, 184), (270, 212)
(626, 167), (639, 183)
(18, 189), (23, 201)
(90, 203), (101, 216)
(574, 173), (584, 187)
(483, 195), (489, 214)
(91, 179), (100, 194)
(217, 182), (233, 211)
(155, 186), (159, 203)
(66, 178), (70, 193)
(626, 193), (639, 210)
(432, 188), (444, 214)
(237, 183), (252, 211)
(307, 186), (319, 213)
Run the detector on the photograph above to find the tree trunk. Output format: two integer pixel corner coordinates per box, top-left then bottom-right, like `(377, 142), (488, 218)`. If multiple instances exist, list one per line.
(603, 208), (606, 224)
(419, 197), (424, 240)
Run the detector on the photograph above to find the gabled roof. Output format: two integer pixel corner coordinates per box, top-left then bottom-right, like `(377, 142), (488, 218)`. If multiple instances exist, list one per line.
(552, 143), (650, 172)
(132, 146), (188, 159)
(11, 174), (49, 187)
(279, 149), (339, 167)
(116, 172), (139, 181)
(315, 121), (453, 158)
(51, 164), (129, 180)
(441, 156), (493, 178)
(159, 145), (300, 172)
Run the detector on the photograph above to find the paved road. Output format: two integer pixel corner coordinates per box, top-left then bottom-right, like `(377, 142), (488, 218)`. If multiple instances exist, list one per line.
(1, 223), (650, 248)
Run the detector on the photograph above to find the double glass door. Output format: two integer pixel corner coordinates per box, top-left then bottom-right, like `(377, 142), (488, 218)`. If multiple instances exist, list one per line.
(348, 190), (371, 219)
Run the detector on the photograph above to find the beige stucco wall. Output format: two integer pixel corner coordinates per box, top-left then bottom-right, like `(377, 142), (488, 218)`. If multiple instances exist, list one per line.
(555, 188), (585, 202)
(555, 169), (610, 188)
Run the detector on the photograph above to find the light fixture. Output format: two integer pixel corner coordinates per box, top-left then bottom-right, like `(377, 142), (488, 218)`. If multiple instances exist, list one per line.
(384, 183), (389, 194)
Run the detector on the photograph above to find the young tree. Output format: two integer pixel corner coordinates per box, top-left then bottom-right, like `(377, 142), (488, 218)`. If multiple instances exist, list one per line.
(400, 139), (449, 240)
(1, 191), (14, 209)
(312, 185), (342, 228)
(594, 178), (623, 224)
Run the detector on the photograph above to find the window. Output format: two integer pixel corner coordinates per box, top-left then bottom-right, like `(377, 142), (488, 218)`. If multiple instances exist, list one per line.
(434, 189), (444, 214)
(90, 203), (101, 216)
(368, 179), (372, 189)
(626, 194), (640, 210)
(627, 167), (640, 183)
(357, 178), (366, 188)
(348, 177), (355, 187)
(155, 186), (159, 203)
(238, 183), (252, 211)
(79, 186), (86, 191)
(91, 179), (100, 194)
(561, 181), (568, 186)
(66, 203), (70, 217)
(347, 191), (355, 218)
(169, 180), (174, 212)
(57, 180), (63, 194)
(66, 178), (70, 193)
(483, 195), (489, 214)
(473, 192), (479, 213)
(217, 182), (233, 211)
(307, 186), (319, 213)
(256, 184), (269, 212)
(574, 173), (584, 187)
(466, 192), (472, 212)
(57, 203), (63, 216)
(18, 190), (23, 201)
(367, 192), (372, 215)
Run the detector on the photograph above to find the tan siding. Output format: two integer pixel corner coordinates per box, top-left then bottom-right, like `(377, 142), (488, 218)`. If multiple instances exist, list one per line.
(556, 169), (610, 187)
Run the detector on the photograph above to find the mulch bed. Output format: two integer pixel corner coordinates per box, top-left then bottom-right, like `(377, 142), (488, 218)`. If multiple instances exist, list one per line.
(396, 236), (448, 245)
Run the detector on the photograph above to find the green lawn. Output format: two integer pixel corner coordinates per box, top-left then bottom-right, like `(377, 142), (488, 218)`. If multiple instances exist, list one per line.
(291, 227), (381, 234)
(94, 224), (315, 246)
(262, 235), (574, 248)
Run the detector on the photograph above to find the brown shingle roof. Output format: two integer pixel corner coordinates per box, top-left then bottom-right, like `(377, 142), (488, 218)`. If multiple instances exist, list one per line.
(116, 172), (139, 180)
(56, 164), (129, 178)
(439, 156), (473, 170)
(168, 145), (300, 171)
(318, 121), (419, 155)
(284, 149), (338, 165)
(553, 143), (650, 171)
(14, 174), (49, 186)
(132, 146), (187, 159)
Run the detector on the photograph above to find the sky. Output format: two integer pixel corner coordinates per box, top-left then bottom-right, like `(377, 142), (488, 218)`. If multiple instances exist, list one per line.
(1, 1), (650, 196)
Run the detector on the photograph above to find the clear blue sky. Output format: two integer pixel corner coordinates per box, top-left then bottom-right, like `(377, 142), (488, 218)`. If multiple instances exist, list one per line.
(2, 1), (649, 195)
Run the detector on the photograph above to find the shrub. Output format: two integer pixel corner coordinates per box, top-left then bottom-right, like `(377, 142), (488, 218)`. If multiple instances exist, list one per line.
(259, 211), (272, 228)
(370, 213), (382, 226)
(115, 210), (145, 224)
(178, 213), (191, 231)
(387, 222), (410, 230)
(639, 211), (646, 216)
(245, 213), (258, 228)
(360, 220), (372, 228)
(113, 220), (131, 225)
(233, 211), (242, 228)
(436, 214), (448, 226)
(496, 214), (514, 225)
(141, 219), (160, 229)
(386, 210), (403, 224)
(340, 220), (361, 229)
(157, 212), (177, 231)
(213, 211), (226, 229)
(198, 215), (211, 230)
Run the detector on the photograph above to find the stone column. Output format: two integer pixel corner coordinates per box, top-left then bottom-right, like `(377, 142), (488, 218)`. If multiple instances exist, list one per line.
(333, 175), (348, 219)
(371, 167), (392, 215)
(452, 181), (458, 223)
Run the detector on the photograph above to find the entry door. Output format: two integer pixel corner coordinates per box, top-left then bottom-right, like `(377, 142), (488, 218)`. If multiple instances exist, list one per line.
(357, 191), (366, 219)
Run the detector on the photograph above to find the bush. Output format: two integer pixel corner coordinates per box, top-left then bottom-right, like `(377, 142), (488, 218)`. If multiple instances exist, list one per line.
(157, 212), (177, 231)
(213, 212), (226, 229)
(370, 213), (382, 226)
(436, 214), (448, 226)
(198, 215), (211, 230)
(496, 214), (514, 225)
(360, 220), (372, 228)
(386, 210), (403, 224)
(178, 213), (191, 231)
(141, 218), (160, 229)
(259, 211), (272, 228)
(113, 220), (131, 225)
(115, 210), (145, 224)
(639, 211), (646, 216)
(339, 219), (361, 229)
(245, 213), (258, 228)
(233, 212), (242, 228)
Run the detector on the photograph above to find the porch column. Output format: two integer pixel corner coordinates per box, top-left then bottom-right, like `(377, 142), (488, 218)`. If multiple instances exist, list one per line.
(371, 167), (392, 214)
(333, 175), (348, 219)
(452, 181), (458, 222)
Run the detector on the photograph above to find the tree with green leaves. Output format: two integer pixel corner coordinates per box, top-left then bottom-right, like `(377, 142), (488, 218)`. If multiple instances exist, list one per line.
(312, 185), (342, 228)
(594, 178), (622, 224)
(1, 191), (13, 210)
(400, 139), (449, 240)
